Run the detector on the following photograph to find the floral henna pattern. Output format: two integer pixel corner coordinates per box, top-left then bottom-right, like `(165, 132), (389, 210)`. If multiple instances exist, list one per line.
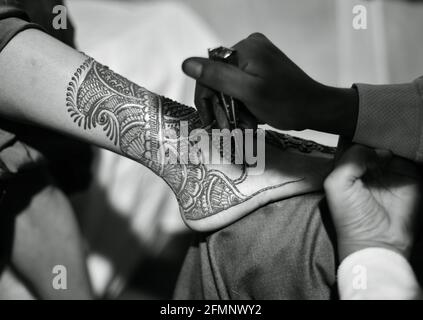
(66, 57), (335, 221)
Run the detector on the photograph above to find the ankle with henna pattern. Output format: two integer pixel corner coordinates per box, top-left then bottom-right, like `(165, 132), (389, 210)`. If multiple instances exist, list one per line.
(67, 57), (336, 231)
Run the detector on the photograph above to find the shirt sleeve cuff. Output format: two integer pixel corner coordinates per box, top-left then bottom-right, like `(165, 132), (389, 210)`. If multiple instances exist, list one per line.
(337, 247), (421, 300)
(353, 83), (423, 161)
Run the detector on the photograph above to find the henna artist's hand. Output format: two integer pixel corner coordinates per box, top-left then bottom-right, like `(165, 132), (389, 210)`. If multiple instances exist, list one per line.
(324, 145), (422, 261)
(182, 33), (358, 137)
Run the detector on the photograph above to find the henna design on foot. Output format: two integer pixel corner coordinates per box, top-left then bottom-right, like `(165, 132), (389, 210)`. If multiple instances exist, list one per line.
(66, 57), (335, 227)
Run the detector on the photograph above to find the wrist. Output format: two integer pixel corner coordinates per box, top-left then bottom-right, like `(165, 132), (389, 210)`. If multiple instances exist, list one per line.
(308, 84), (358, 138)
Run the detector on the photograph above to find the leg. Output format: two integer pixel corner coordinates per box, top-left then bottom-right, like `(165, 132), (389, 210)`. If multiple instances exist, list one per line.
(66, 58), (335, 232)
(0, 267), (35, 300)
(3, 169), (92, 299)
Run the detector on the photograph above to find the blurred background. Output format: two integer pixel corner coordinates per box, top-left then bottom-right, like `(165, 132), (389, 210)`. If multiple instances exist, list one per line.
(64, 0), (423, 299)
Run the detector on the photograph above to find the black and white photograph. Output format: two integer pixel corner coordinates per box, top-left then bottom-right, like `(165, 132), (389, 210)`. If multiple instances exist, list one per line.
(0, 0), (423, 307)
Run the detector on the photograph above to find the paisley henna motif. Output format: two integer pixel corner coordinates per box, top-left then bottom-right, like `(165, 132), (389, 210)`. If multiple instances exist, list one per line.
(66, 57), (335, 221)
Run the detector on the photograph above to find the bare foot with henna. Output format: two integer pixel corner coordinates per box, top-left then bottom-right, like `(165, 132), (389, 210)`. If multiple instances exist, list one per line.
(67, 58), (335, 231)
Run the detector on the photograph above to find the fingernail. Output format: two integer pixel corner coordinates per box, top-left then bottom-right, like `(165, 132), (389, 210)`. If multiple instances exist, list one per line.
(182, 59), (203, 79)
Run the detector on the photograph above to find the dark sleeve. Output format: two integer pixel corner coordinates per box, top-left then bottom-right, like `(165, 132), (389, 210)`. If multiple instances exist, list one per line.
(352, 80), (423, 162)
(0, 1), (44, 52)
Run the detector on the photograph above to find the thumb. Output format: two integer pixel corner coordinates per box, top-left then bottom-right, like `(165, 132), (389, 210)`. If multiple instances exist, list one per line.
(324, 145), (383, 192)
